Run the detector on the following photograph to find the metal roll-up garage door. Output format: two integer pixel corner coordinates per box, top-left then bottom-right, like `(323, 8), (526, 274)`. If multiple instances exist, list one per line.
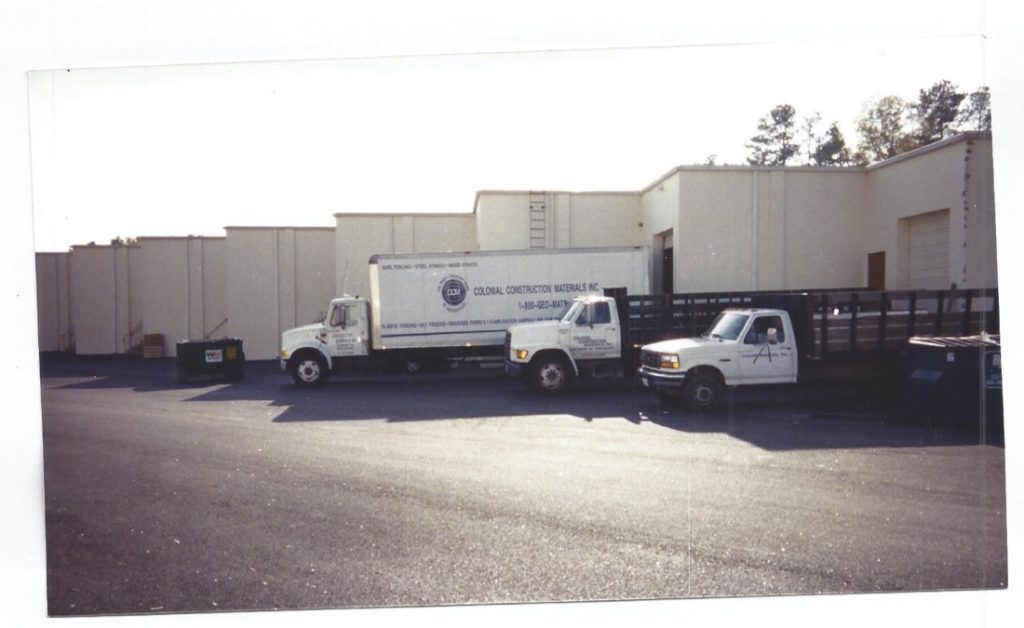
(907, 209), (950, 289)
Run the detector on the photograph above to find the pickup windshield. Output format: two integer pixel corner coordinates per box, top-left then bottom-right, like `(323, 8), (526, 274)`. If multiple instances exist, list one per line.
(703, 312), (750, 341)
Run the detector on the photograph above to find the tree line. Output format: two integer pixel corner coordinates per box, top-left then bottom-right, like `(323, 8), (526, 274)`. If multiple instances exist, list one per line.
(741, 80), (991, 167)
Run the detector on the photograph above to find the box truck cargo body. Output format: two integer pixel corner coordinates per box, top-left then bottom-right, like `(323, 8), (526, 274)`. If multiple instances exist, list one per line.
(281, 247), (648, 385)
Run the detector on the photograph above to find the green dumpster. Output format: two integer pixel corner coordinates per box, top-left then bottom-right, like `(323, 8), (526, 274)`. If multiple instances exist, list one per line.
(176, 338), (245, 384)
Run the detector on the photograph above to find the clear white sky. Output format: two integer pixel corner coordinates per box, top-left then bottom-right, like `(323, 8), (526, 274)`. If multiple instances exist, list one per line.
(30, 34), (988, 252)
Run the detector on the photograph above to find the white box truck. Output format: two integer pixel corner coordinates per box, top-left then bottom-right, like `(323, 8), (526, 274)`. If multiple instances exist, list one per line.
(280, 247), (648, 386)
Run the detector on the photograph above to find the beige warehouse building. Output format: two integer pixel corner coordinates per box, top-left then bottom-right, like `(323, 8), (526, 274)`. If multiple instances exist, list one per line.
(35, 132), (997, 360)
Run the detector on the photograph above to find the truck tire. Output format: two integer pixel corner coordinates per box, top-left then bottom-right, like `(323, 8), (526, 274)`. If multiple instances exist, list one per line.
(684, 374), (722, 412)
(291, 352), (328, 387)
(531, 355), (573, 394)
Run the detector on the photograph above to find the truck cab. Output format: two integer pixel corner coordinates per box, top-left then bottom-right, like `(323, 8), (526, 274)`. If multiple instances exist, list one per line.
(504, 295), (625, 393)
(638, 308), (798, 410)
(280, 296), (371, 385)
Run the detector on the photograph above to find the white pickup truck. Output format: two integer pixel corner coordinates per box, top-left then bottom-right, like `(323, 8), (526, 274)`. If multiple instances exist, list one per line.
(504, 295), (798, 410)
(637, 308), (798, 410)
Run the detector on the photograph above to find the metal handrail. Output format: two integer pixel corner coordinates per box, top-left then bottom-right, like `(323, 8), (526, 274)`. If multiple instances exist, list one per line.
(123, 321), (144, 353)
(204, 318), (229, 339)
(60, 325), (76, 352)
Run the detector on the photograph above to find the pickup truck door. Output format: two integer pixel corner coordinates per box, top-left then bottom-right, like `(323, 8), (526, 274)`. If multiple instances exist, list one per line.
(569, 301), (621, 360)
(326, 301), (369, 357)
(737, 314), (797, 384)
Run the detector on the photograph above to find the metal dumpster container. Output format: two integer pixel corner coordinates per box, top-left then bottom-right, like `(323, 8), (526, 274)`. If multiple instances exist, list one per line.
(900, 334), (1002, 432)
(176, 338), (245, 384)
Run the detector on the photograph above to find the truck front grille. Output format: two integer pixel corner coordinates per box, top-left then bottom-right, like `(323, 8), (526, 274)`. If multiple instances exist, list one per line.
(641, 350), (662, 369)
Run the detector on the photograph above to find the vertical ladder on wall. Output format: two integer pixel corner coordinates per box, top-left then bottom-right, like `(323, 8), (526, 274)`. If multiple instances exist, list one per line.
(529, 192), (547, 248)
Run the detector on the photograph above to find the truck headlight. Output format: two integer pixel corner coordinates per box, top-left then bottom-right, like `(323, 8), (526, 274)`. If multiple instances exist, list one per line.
(660, 354), (680, 369)
(516, 349), (529, 360)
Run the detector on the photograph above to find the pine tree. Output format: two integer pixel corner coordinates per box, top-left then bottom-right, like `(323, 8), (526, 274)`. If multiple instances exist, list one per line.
(811, 123), (853, 166)
(913, 79), (966, 145)
(952, 86), (992, 133)
(746, 104), (799, 166)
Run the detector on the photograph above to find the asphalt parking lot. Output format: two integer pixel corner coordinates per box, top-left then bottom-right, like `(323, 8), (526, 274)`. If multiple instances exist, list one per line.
(39, 355), (1007, 616)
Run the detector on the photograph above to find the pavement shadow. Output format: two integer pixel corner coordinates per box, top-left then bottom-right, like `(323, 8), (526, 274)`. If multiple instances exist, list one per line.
(40, 354), (1003, 451)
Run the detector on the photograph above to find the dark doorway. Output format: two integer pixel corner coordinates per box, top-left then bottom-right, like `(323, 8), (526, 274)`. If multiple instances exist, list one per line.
(662, 243), (674, 294)
(868, 251), (886, 290)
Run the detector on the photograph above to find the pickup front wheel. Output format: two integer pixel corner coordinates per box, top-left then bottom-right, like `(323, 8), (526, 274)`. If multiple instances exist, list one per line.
(684, 374), (722, 412)
(530, 355), (573, 394)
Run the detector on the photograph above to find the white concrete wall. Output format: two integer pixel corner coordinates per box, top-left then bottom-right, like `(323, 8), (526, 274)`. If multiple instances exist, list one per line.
(227, 227), (335, 360)
(69, 247), (114, 354)
(560, 193), (641, 248)
(35, 253), (71, 352)
(865, 136), (972, 290)
(775, 170), (866, 290)
(410, 213), (477, 253)
(335, 213), (476, 298)
(476, 191), (640, 251)
(962, 135), (998, 290)
(474, 194), (532, 250)
(667, 168), (866, 293)
(291, 228), (337, 329)
(68, 245), (139, 355)
(674, 170), (755, 292)
(197, 238), (228, 340)
(640, 172), (682, 294)
(139, 237), (227, 357)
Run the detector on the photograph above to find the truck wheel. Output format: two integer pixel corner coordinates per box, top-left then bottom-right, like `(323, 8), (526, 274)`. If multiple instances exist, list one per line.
(291, 353), (327, 387)
(685, 375), (722, 412)
(531, 356), (572, 394)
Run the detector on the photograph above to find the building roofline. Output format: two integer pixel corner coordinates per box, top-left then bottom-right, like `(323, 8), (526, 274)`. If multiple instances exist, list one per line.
(471, 133), (990, 204)
(863, 130), (990, 171)
(223, 225), (334, 231)
(636, 131), (992, 195)
(472, 189), (639, 212)
(638, 163), (869, 195)
(137, 235), (227, 241)
(68, 243), (142, 252)
(331, 211), (473, 220)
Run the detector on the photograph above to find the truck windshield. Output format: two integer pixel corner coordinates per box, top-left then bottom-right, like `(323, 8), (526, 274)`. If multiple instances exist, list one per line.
(703, 312), (750, 341)
(560, 301), (584, 323)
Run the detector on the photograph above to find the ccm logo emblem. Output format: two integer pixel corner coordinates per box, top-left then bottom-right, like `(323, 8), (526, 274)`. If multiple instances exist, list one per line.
(439, 275), (468, 311)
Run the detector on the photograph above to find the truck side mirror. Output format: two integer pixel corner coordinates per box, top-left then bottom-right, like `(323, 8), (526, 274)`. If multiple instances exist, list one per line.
(767, 328), (779, 345)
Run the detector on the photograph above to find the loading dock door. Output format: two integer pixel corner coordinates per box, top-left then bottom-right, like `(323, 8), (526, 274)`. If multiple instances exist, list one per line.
(868, 252), (886, 291)
(907, 210), (950, 289)
(662, 244), (674, 294)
